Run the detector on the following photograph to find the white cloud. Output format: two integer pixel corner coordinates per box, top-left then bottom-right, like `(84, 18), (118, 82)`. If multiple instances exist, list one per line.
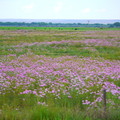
(23, 3), (34, 12)
(82, 8), (91, 13)
(54, 2), (63, 13)
(96, 8), (107, 13)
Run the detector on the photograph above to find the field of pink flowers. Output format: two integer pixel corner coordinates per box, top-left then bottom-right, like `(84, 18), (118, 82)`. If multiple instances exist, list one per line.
(1, 54), (120, 101)
(0, 29), (120, 120)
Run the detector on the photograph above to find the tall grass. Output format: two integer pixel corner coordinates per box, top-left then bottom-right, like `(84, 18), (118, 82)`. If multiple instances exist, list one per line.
(0, 28), (120, 120)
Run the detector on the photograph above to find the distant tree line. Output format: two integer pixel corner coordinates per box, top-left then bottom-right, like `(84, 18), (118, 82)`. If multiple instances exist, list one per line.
(0, 22), (120, 28)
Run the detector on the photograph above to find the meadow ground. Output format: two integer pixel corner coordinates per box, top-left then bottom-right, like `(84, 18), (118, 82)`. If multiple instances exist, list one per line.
(0, 27), (120, 120)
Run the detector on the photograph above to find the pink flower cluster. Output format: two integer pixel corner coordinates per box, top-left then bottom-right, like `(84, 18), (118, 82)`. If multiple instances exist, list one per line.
(14, 38), (120, 47)
(0, 54), (120, 106)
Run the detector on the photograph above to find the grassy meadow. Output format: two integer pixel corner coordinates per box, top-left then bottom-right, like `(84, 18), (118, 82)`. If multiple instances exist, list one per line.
(0, 27), (120, 120)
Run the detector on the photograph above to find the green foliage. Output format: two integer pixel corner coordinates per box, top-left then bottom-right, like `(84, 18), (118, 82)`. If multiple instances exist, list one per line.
(0, 22), (120, 28)
(113, 22), (120, 28)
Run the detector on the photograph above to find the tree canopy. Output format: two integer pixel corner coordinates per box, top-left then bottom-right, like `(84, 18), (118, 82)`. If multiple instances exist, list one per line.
(0, 22), (120, 28)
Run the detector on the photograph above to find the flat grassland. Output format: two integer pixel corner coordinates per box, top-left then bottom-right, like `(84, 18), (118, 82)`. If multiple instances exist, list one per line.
(0, 27), (120, 120)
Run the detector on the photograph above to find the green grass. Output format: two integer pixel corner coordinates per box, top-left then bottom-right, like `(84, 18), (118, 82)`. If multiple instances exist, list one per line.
(1, 43), (120, 60)
(1, 91), (120, 120)
(0, 94), (90, 120)
(0, 26), (120, 31)
(0, 34), (80, 46)
(95, 46), (120, 60)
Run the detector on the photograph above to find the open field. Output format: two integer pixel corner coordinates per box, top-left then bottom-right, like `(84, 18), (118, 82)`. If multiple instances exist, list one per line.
(0, 27), (120, 120)
(0, 26), (120, 31)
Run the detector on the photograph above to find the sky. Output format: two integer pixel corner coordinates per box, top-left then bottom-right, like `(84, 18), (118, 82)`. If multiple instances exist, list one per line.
(0, 0), (120, 19)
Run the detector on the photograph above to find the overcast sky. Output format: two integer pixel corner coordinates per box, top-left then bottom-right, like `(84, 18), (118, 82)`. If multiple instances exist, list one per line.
(0, 0), (120, 19)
